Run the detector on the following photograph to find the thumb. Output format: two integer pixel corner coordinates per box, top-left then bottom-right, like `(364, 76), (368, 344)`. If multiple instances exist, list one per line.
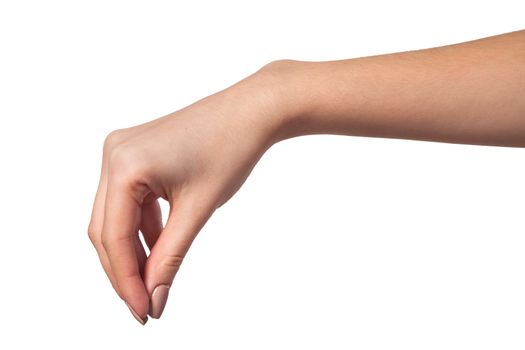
(144, 198), (215, 319)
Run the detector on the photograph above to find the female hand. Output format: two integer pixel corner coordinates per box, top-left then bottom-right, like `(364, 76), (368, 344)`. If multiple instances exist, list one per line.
(89, 29), (525, 324)
(88, 64), (291, 324)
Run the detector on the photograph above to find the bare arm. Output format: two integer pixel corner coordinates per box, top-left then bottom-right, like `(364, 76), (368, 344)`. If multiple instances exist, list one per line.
(268, 29), (525, 147)
(89, 29), (525, 325)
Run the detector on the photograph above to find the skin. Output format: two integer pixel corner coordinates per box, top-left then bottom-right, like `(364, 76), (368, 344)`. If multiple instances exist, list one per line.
(88, 29), (525, 323)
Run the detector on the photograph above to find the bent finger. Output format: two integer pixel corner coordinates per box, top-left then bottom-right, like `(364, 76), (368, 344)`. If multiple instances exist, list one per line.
(140, 199), (163, 251)
(102, 177), (149, 320)
(145, 196), (215, 318)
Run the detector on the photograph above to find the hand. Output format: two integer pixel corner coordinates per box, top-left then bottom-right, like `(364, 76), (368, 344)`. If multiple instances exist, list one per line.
(89, 29), (525, 325)
(88, 65), (289, 324)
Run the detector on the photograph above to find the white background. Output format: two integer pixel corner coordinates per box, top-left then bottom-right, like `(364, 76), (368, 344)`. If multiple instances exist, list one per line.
(0, 1), (524, 349)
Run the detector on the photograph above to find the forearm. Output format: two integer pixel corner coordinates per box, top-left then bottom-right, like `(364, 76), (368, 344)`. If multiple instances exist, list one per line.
(262, 30), (525, 147)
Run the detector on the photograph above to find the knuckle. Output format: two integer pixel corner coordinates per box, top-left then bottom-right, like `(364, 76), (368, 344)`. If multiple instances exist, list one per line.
(100, 236), (110, 250)
(100, 234), (114, 251)
(160, 253), (185, 272)
(101, 234), (133, 252)
(108, 143), (147, 180)
(103, 129), (126, 153)
(87, 224), (100, 245)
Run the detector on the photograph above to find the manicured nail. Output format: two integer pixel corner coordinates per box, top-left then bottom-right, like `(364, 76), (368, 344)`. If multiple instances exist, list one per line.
(126, 302), (148, 325)
(149, 284), (170, 319)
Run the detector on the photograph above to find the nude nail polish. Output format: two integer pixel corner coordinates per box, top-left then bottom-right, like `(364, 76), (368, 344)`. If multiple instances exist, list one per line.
(126, 302), (148, 325)
(149, 285), (170, 319)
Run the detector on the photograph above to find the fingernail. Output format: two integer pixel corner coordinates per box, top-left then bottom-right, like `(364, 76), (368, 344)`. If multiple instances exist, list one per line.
(149, 284), (170, 319)
(126, 302), (148, 325)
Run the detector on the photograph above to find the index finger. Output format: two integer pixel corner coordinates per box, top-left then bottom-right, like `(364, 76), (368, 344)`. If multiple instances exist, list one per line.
(101, 177), (149, 322)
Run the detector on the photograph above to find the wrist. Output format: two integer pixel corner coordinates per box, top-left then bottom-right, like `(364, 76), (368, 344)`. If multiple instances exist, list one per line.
(209, 59), (318, 150)
(250, 60), (315, 144)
